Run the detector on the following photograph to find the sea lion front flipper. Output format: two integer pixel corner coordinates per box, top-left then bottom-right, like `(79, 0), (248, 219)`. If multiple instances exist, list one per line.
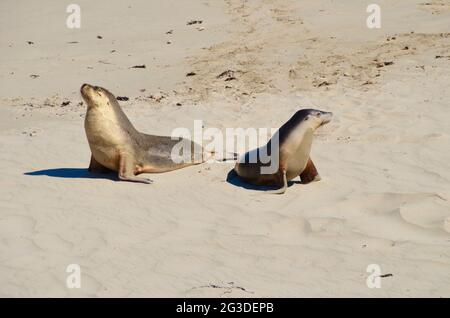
(267, 169), (287, 194)
(118, 154), (153, 184)
(300, 157), (321, 184)
(88, 155), (112, 173)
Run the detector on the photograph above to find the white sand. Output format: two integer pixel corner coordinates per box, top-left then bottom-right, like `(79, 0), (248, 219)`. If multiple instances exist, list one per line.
(1, 0), (450, 297)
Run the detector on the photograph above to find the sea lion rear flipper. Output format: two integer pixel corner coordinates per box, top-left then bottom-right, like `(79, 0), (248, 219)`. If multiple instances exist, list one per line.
(300, 157), (321, 184)
(88, 155), (112, 173)
(118, 154), (153, 184)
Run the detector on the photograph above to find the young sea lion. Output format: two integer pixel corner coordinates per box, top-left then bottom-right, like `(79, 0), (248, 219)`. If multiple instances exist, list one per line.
(234, 109), (332, 194)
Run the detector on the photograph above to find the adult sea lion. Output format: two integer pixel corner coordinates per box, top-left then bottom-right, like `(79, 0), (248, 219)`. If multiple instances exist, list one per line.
(81, 83), (204, 184)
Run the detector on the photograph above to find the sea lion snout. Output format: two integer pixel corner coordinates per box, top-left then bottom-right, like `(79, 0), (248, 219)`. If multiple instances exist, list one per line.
(306, 109), (332, 127)
(80, 83), (101, 95)
(80, 83), (94, 99)
(300, 109), (332, 129)
(319, 111), (333, 125)
(80, 83), (93, 92)
(80, 83), (111, 108)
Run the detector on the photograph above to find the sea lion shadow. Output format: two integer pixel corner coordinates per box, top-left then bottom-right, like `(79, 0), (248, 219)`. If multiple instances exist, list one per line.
(226, 169), (297, 191)
(24, 168), (118, 181)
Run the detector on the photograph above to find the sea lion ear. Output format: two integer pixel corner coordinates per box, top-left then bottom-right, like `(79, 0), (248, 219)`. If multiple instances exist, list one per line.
(304, 115), (310, 121)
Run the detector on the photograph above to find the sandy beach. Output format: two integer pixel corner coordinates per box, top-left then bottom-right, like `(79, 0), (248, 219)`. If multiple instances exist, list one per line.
(1, 0), (450, 297)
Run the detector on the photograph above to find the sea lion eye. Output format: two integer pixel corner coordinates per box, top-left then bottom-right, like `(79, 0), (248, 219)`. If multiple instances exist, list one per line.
(305, 115), (310, 121)
(317, 112), (321, 117)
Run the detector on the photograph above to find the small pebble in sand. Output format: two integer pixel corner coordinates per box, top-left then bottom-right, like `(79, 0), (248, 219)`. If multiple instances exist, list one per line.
(23, 131), (37, 137)
(217, 70), (237, 81)
(30, 74), (39, 79)
(187, 20), (203, 25)
(317, 80), (331, 87)
(149, 94), (165, 102)
(376, 61), (394, 68)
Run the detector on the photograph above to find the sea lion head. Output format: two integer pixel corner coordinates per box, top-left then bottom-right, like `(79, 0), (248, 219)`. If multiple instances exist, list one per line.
(80, 83), (116, 109)
(292, 109), (333, 131)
